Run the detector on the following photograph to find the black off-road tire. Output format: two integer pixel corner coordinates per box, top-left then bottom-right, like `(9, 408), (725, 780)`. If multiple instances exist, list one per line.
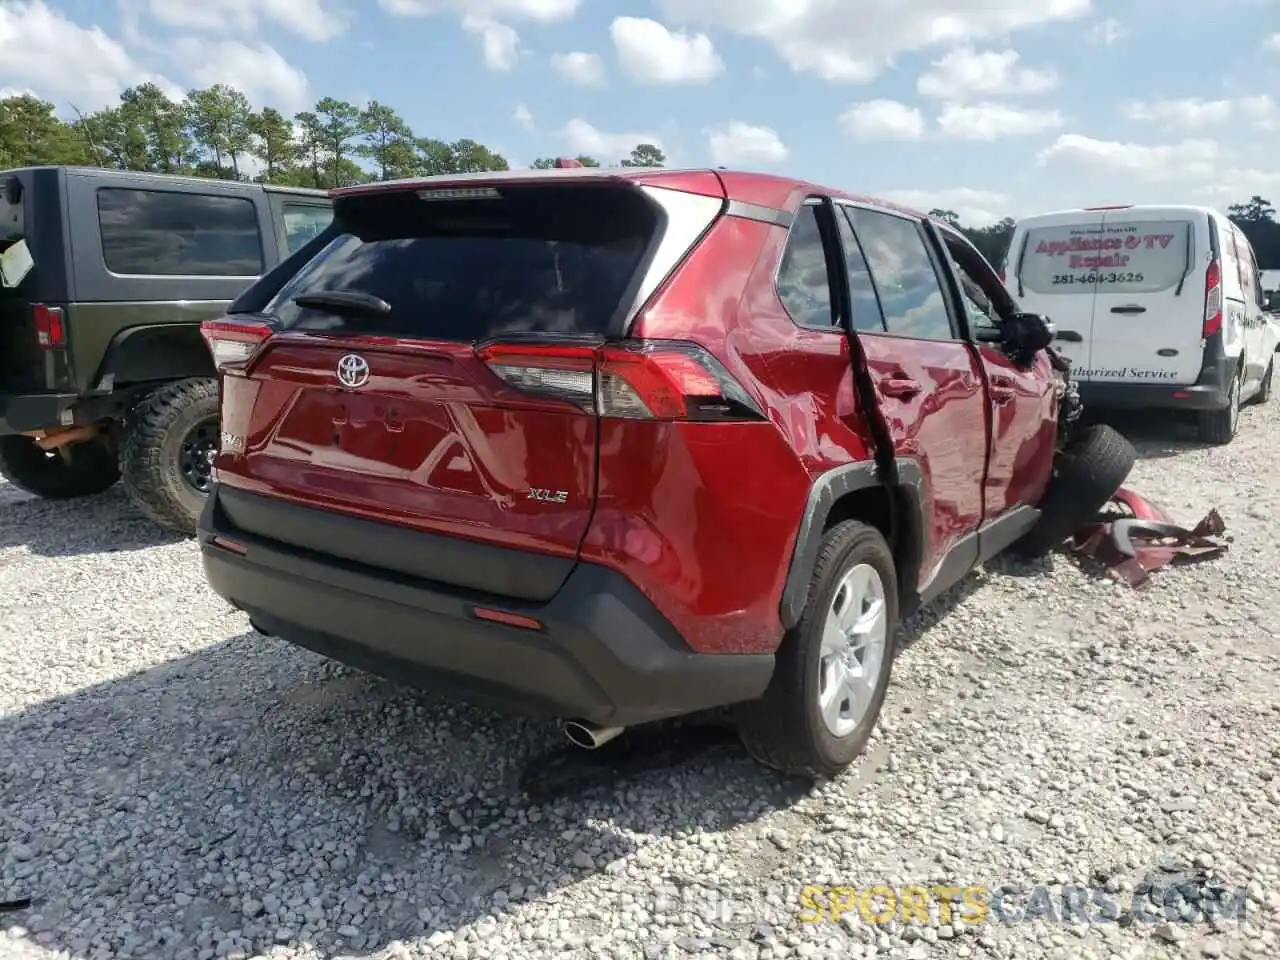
(0, 434), (120, 500)
(1196, 363), (1242, 445)
(735, 520), (898, 780)
(120, 377), (220, 535)
(1012, 423), (1136, 558)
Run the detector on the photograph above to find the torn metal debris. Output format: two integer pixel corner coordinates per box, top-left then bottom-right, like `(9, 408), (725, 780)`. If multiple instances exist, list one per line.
(1067, 486), (1228, 587)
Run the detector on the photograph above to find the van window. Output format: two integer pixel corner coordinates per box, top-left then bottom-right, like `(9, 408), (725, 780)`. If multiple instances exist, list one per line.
(1017, 218), (1194, 297)
(97, 188), (265, 277)
(267, 184), (656, 341)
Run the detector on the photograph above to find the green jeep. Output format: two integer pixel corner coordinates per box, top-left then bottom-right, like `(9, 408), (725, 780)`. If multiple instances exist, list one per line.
(0, 166), (332, 532)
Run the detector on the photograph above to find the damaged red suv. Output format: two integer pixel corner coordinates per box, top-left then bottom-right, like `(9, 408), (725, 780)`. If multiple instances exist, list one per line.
(198, 168), (1134, 778)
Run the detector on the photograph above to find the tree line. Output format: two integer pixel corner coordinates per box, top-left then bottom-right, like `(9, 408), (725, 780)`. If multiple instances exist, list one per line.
(1, 85), (1275, 272)
(933, 196), (1280, 273)
(0, 84), (667, 188)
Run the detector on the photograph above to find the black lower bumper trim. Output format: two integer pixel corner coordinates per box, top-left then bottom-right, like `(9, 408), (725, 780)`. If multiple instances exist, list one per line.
(199, 485), (774, 726)
(0, 392), (80, 435)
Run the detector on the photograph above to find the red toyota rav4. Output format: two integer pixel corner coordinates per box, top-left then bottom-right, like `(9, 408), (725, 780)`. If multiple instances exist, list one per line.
(198, 167), (1134, 779)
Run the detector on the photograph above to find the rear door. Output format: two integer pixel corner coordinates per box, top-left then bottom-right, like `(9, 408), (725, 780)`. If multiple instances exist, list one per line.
(216, 179), (704, 586)
(834, 201), (989, 591)
(1006, 211), (1105, 378)
(1088, 207), (1203, 386)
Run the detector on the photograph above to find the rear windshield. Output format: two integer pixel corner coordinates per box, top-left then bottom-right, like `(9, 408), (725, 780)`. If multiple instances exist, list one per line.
(1017, 218), (1194, 296)
(266, 184), (657, 341)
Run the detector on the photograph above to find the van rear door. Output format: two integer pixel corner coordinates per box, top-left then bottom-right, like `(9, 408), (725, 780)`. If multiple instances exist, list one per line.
(1007, 210), (1105, 379)
(1087, 207), (1204, 386)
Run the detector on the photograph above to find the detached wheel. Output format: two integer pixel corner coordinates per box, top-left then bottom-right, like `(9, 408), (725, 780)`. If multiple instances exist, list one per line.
(736, 520), (898, 779)
(120, 377), (220, 535)
(1013, 423), (1136, 558)
(1197, 363), (1242, 444)
(0, 434), (120, 499)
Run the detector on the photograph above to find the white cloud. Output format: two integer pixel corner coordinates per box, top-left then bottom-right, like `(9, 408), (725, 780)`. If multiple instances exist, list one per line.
(130, 0), (346, 43)
(462, 15), (520, 71)
(610, 17), (723, 85)
(1120, 95), (1279, 132)
(550, 51), (606, 86)
(561, 118), (662, 161)
(876, 188), (1010, 227)
(513, 102), (535, 129)
(0, 0), (177, 111)
(936, 102), (1063, 139)
(656, 0), (1091, 83)
(174, 38), (312, 113)
(839, 100), (926, 140)
(917, 48), (1057, 100)
(1263, 33), (1280, 52)
(706, 121), (788, 165)
(378, 0), (577, 21)
(1194, 169), (1280, 208)
(1036, 134), (1220, 182)
(1087, 17), (1126, 46)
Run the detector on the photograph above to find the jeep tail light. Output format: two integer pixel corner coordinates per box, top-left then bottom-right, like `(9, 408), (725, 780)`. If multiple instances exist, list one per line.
(476, 340), (766, 422)
(1203, 258), (1222, 338)
(201, 318), (272, 371)
(33, 304), (64, 348)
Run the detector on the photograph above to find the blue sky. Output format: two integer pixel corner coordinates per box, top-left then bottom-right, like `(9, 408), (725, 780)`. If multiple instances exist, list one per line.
(2, 0), (1279, 226)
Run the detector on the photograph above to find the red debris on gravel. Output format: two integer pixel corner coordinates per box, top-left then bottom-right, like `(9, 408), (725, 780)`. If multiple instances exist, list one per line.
(1067, 487), (1228, 587)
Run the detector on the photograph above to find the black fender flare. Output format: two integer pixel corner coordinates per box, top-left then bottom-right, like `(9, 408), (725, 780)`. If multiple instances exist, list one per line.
(778, 458), (926, 629)
(93, 323), (216, 390)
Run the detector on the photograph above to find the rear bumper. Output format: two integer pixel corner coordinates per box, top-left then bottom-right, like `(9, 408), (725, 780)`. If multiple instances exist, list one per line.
(198, 484), (774, 726)
(1076, 338), (1235, 412)
(0, 392), (79, 435)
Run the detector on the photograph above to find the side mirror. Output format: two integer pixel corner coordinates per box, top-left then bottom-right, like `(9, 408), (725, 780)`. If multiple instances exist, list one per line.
(1008, 311), (1054, 352)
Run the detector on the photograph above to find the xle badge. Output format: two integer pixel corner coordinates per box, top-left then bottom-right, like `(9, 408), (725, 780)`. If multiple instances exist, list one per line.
(528, 488), (569, 504)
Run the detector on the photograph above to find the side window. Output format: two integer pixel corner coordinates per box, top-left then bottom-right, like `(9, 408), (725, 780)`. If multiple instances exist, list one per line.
(282, 203), (334, 254)
(835, 208), (887, 333)
(776, 203), (835, 328)
(846, 207), (954, 340)
(97, 188), (265, 277)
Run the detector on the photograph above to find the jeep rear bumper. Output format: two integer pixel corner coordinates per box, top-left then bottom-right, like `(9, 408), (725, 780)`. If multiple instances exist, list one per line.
(0, 392), (79, 435)
(198, 484), (774, 727)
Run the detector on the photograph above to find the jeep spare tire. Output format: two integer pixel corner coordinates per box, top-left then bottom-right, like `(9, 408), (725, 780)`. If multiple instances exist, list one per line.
(1013, 423), (1136, 558)
(0, 434), (120, 500)
(120, 377), (221, 535)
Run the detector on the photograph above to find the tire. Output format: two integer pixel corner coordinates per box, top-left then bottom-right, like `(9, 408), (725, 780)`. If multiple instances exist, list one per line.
(0, 433), (120, 500)
(736, 520), (898, 780)
(1254, 359), (1273, 405)
(120, 377), (220, 535)
(1012, 423), (1136, 558)
(1196, 364), (1241, 445)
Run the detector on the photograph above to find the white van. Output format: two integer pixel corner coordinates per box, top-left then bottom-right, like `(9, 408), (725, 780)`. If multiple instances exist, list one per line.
(1002, 204), (1277, 443)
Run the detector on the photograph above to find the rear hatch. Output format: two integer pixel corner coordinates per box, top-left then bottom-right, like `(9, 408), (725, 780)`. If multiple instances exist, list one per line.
(211, 176), (725, 600)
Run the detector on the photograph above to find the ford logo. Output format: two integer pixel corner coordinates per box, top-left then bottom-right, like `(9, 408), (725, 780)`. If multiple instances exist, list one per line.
(336, 354), (370, 388)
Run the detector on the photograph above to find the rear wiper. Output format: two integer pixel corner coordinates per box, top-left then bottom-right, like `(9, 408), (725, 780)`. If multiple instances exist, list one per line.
(1174, 227), (1192, 296)
(292, 290), (391, 316)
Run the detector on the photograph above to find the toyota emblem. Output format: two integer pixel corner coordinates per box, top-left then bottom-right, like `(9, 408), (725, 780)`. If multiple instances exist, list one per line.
(336, 354), (370, 388)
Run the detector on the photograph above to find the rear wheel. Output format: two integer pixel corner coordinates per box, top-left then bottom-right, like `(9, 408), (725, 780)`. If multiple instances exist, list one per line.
(1254, 359), (1273, 405)
(1012, 423), (1136, 558)
(1196, 364), (1241, 445)
(120, 377), (220, 535)
(0, 434), (120, 500)
(736, 520), (898, 780)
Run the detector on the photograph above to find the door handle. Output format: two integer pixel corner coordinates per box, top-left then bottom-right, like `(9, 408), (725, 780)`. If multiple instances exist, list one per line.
(878, 376), (921, 399)
(1055, 330), (1083, 342)
(1110, 305), (1147, 314)
(990, 386), (1016, 404)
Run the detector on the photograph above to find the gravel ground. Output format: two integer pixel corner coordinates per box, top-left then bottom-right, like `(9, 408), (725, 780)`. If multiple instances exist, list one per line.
(2, 404), (1278, 960)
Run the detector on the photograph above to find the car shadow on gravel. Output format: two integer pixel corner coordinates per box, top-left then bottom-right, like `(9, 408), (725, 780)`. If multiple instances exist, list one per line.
(0, 485), (185, 556)
(0, 629), (807, 960)
(1080, 408), (1219, 461)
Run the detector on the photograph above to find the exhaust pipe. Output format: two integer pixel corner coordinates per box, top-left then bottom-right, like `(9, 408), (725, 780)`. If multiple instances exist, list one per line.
(561, 719), (625, 750)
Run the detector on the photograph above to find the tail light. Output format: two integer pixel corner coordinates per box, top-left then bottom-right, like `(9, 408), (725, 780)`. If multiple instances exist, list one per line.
(1203, 258), (1222, 338)
(200, 318), (273, 371)
(476, 340), (766, 422)
(33, 304), (64, 348)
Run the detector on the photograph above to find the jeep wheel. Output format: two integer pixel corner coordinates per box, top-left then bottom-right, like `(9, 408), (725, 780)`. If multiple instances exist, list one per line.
(1012, 423), (1136, 558)
(1196, 364), (1242, 445)
(736, 520), (898, 780)
(120, 377), (220, 535)
(0, 434), (120, 500)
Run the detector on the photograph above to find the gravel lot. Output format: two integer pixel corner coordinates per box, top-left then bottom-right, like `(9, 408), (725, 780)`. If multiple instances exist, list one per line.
(2, 404), (1278, 960)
